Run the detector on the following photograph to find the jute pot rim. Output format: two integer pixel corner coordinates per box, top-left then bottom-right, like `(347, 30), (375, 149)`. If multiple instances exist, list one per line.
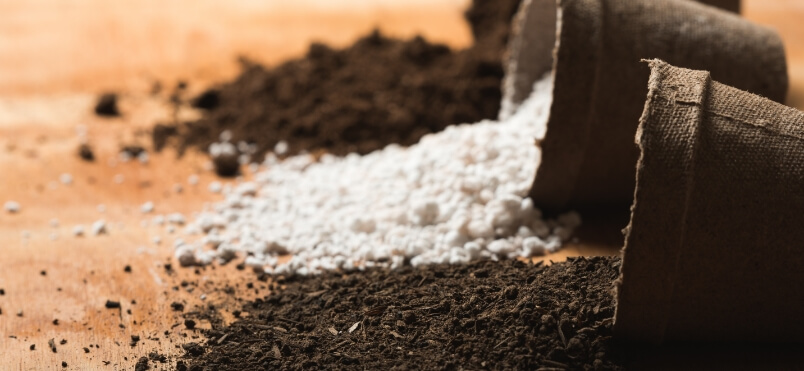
(503, 0), (605, 212)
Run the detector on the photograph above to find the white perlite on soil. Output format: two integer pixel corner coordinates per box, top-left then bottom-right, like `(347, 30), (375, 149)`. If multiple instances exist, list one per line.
(177, 75), (579, 275)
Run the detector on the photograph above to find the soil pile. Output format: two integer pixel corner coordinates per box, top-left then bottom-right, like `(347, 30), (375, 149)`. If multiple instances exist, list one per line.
(465, 0), (523, 56)
(157, 0), (523, 159)
(181, 257), (625, 370)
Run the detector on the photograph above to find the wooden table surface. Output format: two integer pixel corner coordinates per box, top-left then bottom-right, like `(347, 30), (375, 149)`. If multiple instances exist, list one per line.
(1, 1), (803, 369)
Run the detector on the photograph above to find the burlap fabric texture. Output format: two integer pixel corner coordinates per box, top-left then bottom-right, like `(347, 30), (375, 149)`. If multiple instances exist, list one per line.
(614, 60), (804, 343)
(699, 0), (740, 12)
(503, 0), (787, 212)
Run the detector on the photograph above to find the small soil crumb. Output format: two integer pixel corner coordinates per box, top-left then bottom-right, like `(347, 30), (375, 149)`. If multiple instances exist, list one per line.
(78, 144), (95, 162)
(61, 361), (67, 368)
(209, 141), (239, 177)
(29, 344), (35, 351)
(124, 265), (132, 273)
(184, 319), (197, 330)
(134, 356), (149, 371)
(105, 300), (121, 309)
(152, 124), (178, 152)
(182, 257), (625, 369)
(94, 93), (120, 117)
(182, 342), (204, 357)
(48, 338), (57, 353)
(191, 89), (221, 110)
(148, 351), (168, 363)
(170, 302), (185, 312)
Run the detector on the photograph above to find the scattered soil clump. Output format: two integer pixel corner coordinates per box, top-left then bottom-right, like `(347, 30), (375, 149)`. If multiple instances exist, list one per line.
(134, 357), (149, 371)
(158, 0), (524, 160)
(78, 144), (95, 162)
(191, 89), (220, 110)
(94, 93), (120, 117)
(182, 257), (625, 370)
(105, 300), (121, 309)
(465, 0), (523, 56)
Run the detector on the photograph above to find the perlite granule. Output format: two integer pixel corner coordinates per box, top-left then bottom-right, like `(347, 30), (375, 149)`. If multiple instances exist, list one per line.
(140, 202), (155, 214)
(91, 220), (107, 236)
(72, 225), (84, 237)
(4, 201), (20, 213)
(59, 173), (73, 186)
(177, 75), (576, 275)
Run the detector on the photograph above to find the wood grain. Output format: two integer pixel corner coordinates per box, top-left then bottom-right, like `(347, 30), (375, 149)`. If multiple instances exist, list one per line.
(0, 0), (802, 369)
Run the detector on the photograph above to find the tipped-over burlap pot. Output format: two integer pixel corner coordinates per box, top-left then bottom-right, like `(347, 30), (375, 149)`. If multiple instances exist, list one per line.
(700, 0), (740, 12)
(503, 0), (786, 212)
(614, 60), (804, 343)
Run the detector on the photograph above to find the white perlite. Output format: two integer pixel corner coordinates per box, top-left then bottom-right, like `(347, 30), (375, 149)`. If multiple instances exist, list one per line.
(179, 75), (577, 275)
(72, 225), (85, 237)
(208, 181), (223, 194)
(91, 220), (107, 236)
(141, 201), (155, 214)
(4, 201), (20, 213)
(59, 173), (73, 185)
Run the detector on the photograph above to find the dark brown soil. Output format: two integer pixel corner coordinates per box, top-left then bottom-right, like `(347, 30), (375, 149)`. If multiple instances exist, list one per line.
(464, 0), (523, 56)
(181, 257), (626, 370)
(94, 93), (120, 117)
(155, 0), (523, 160)
(77, 143), (95, 162)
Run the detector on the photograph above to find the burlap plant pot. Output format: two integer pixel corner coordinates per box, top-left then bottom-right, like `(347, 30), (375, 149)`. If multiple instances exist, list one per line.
(614, 60), (804, 343)
(700, 0), (740, 13)
(502, 0), (787, 212)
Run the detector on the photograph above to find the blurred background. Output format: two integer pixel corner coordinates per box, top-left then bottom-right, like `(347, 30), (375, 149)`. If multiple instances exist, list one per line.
(1, 0), (801, 103)
(0, 1), (802, 368)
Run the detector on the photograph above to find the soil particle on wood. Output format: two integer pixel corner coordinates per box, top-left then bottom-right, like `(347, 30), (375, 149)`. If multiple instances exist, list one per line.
(148, 351), (168, 363)
(78, 144), (95, 162)
(191, 89), (221, 110)
(120, 145), (146, 158)
(152, 124), (178, 152)
(156, 0), (523, 160)
(94, 93), (120, 117)
(105, 300), (121, 309)
(135, 356), (149, 371)
(181, 257), (625, 370)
